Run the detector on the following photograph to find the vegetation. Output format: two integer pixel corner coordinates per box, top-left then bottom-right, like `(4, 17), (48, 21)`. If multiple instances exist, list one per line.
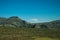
(0, 16), (60, 29)
(0, 27), (60, 40)
(0, 16), (60, 40)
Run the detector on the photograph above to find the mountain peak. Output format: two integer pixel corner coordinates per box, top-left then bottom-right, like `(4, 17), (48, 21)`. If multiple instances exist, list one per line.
(9, 16), (19, 19)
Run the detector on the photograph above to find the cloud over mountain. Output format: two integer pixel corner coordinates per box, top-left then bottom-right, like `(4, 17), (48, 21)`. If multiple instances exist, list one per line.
(28, 18), (40, 23)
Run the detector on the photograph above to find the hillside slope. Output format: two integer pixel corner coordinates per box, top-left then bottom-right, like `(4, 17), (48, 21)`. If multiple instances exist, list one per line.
(34, 20), (60, 29)
(0, 16), (60, 29)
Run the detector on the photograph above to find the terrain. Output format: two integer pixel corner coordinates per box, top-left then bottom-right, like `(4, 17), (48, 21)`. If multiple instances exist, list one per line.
(0, 16), (60, 29)
(0, 27), (60, 40)
(0, 16), (60, 40)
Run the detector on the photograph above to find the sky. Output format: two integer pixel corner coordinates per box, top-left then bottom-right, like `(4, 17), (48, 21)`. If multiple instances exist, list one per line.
(0, 0), (60, 23)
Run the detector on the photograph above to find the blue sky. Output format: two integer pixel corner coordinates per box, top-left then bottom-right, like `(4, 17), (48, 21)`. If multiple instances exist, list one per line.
(0, 0), (60, 23)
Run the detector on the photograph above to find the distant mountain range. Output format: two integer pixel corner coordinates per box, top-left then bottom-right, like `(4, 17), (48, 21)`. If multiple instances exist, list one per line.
(0, 16), (60, 29)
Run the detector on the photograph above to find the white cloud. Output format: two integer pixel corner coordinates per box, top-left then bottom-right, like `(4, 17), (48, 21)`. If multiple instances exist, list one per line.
(28, 18), (40, 23)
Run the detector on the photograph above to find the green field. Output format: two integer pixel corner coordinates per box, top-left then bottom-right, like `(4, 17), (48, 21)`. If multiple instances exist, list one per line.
(0, 27), (60, 40)
(33, 37), (58, 40)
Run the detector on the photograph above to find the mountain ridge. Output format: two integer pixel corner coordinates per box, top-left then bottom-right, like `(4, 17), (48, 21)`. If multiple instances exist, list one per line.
(0, 16), (60, 29)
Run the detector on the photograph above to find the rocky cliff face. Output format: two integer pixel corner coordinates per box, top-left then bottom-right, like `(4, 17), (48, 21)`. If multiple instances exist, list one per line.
(0, 16), (60, 29)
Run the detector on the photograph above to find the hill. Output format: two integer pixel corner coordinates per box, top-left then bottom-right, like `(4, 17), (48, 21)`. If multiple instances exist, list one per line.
(0, 16), (60, 29)
(34, 20), (60, 29)
(0, 16), (31, 28)
(0, 16), (60, 40)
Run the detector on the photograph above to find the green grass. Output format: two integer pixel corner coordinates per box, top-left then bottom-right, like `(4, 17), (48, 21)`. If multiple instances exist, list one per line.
(32, 37), (58, 40)
(0, 27), (60, 40)
(35, 37), (58, 40)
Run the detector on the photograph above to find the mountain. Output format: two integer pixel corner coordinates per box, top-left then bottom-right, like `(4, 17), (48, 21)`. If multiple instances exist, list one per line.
(33, 20), (60, 29)
(45, 20), (60, 29)
(0, 16), (31, 28)
(0, 16), (60, 29)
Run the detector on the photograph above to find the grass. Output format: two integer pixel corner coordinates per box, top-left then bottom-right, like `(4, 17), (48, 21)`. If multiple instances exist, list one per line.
(35, 37), (58, 40)
(0, 27), (60, 40)
(32, 37), (58, 40)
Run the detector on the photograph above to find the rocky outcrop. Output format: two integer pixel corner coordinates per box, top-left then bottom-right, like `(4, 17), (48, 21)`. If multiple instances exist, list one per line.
(0, 16), (60, 29)
(0, 16), (30, 28)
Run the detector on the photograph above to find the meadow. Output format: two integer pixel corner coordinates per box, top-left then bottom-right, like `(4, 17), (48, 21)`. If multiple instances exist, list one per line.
(0, 27), (60, 40)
